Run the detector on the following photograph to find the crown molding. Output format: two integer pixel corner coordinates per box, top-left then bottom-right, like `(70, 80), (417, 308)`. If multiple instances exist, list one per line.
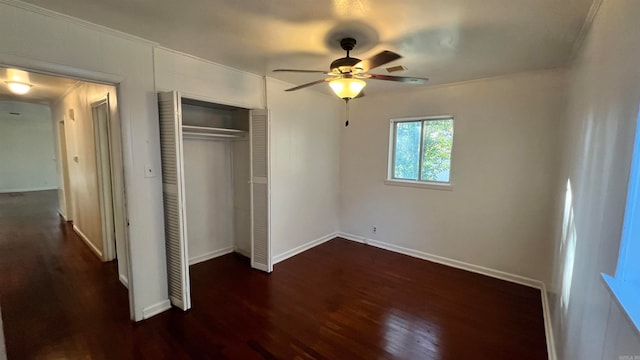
(154, 47), (263, 80)
(0, 0), (158, 46)
(570, 0), (604, 60)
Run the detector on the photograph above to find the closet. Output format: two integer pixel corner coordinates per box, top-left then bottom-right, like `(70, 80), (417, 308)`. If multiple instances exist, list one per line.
(158, 91), (271, 311)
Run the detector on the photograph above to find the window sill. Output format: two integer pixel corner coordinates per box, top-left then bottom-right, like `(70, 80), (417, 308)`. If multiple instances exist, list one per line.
(384, 179), (453, 191)
(601, 273), (640, 334)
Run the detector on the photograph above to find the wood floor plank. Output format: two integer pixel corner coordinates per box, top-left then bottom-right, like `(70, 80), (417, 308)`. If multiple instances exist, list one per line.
(0, 191), (547, 359)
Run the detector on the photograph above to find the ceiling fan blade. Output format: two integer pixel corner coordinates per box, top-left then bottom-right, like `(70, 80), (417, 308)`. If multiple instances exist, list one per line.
(273, 69), (331, 74)
(368, 74), (428, 84)
(284, 78), (332, 91)
(354, 51), (402, 72)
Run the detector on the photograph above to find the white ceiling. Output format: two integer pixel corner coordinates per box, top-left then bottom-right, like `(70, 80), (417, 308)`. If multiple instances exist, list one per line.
(0, 67), (79, 104)
(19, 0), (595, 93)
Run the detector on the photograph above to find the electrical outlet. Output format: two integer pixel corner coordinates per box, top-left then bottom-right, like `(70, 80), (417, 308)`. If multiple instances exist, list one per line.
(372, 226), (377, 234)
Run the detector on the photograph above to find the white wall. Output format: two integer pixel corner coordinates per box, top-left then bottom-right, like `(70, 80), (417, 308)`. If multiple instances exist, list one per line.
(183, 139), (235, 263)
(52, 83), (105, 256)
(340, 70), (568, 283)
(153, 47), (265, 109)
(0, 101), (57, 193)
(266, 78), (342, 261)
(548, 0), (640, 357)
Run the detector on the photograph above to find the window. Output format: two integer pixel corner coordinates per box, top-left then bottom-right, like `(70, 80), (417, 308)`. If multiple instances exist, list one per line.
(601, 111), (640, 332)
(387, 116), (454, 188)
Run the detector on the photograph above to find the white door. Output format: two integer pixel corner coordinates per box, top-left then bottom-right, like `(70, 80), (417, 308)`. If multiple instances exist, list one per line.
(158, 91), (191, 310)
(250, 109), (272, 272)
(91, 97), (116, 262)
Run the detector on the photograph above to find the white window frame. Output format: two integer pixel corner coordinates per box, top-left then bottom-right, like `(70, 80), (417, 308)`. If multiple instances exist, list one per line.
(601, 110), (640, 333)
(386, 115), (454, 190)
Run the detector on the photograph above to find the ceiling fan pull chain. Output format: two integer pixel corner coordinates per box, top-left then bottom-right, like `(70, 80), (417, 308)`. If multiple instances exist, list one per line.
(345, 98), (350, 127)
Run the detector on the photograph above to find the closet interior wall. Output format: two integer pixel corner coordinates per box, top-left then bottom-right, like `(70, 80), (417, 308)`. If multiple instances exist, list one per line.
(181, 99), (250, 265)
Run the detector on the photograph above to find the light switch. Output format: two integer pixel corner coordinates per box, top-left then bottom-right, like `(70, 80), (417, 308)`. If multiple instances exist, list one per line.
(144, 164), (155, 178)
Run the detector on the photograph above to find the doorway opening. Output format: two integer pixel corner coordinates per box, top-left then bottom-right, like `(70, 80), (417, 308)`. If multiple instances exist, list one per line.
(0, 65), (130, 303)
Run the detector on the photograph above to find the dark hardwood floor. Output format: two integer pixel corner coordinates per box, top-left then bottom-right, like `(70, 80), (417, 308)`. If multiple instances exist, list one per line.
(0, 191), (548, 359)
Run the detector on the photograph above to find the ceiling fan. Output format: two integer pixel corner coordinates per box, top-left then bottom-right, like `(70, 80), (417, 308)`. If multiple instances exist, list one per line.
(273, 37), (429, 100)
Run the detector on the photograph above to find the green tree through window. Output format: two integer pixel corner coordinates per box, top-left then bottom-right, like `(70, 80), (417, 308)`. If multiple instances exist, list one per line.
(392, 118), (454, 183)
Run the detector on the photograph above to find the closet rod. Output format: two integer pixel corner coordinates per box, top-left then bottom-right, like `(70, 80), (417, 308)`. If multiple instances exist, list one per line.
(182, 125), (245, 133)
(182, 132), (242, 139)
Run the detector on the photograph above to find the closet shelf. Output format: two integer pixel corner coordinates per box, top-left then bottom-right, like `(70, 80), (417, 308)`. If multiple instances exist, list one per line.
(182, 125), (247, 140)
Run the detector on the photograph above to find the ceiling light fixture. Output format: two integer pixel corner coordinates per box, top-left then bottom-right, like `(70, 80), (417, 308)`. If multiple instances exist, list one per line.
(6, 81), (32, 95)
(328, 77), (366, 127)
(328, 77), (366, 100)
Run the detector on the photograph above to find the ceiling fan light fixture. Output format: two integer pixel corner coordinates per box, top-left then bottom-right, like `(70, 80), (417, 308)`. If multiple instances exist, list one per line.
(6, 81), (32, 95)
(329, 78), (366, 100)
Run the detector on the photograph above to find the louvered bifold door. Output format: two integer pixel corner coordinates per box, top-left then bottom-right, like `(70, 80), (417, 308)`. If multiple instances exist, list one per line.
(250, 109), (272, 272)
(158, 91), (191, 310)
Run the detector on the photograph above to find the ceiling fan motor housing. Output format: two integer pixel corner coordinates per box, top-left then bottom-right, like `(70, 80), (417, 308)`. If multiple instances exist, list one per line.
(330, 57), (361, 73)
(340, 37), (357, 51)
(331, 37), (361, 73)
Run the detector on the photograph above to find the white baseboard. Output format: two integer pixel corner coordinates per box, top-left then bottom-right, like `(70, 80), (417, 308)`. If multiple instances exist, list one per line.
(0, 306), (6, 360)
(73, 224), (103, 259)
(142, 299), (171, 319)
(0, 186), (58, 193)
(189, 247), (233, 266)
(338, 232), (556, 360)
(119, 274), (129, 288)
(234, 248), (251, 258)
(57, 209), (69, 222)
(540, 283), (557, 360)
(272, 232), (338, 265)
(339, 232), (541, 288)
